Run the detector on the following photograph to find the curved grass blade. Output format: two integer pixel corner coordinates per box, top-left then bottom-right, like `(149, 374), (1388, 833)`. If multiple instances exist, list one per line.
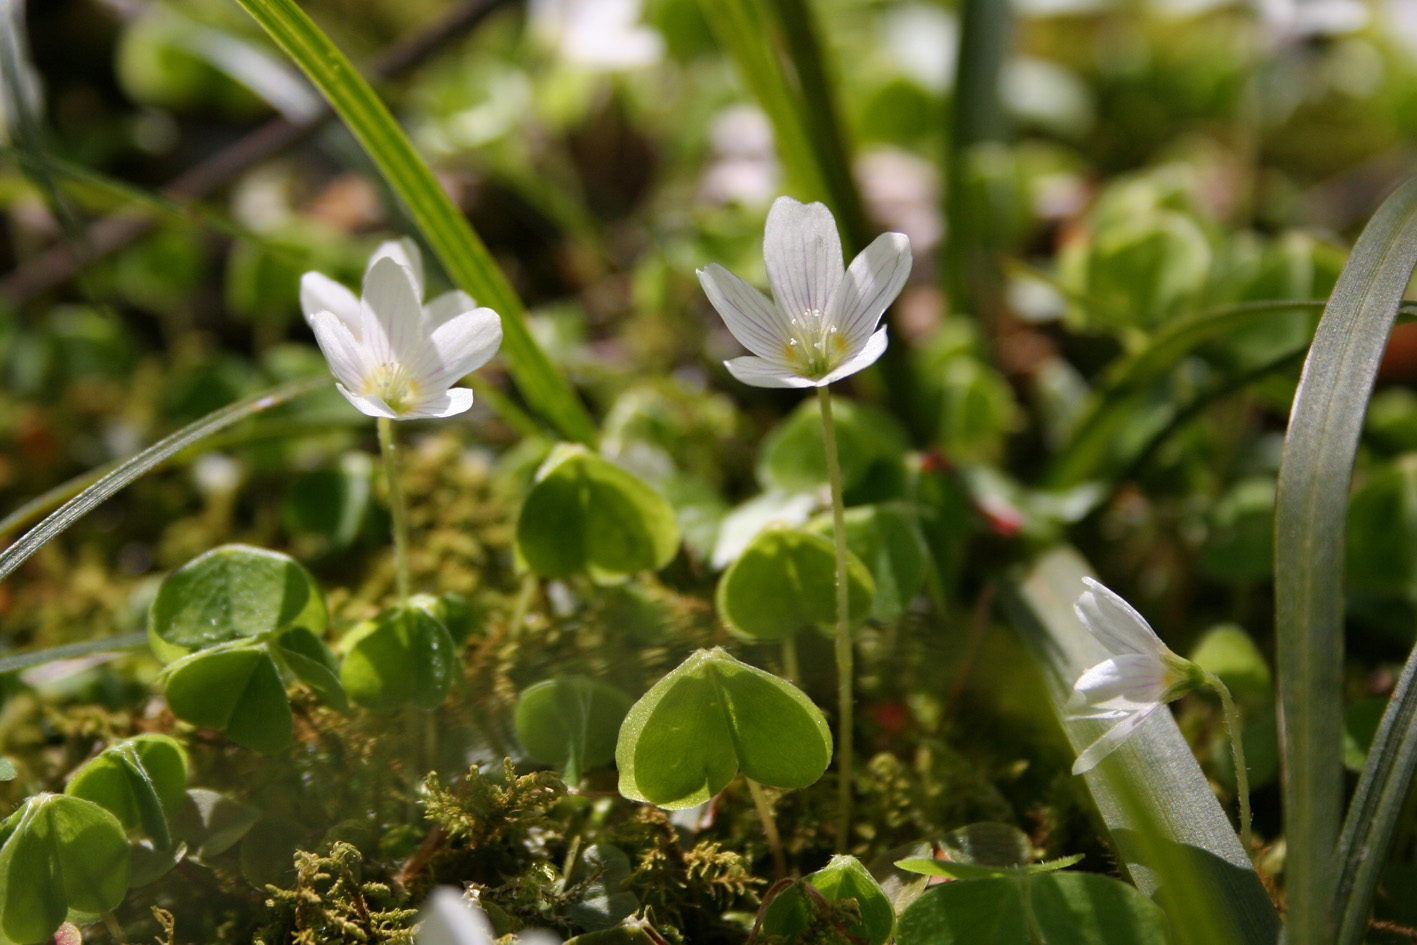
(229, 0), (596, 445)
(0, 633), (149, 676)
(1275, 176), (1417, 945)
(0, 376), (326, 589)
(1047, 300), (1326, 488)
(1002, 547), (1280, 945)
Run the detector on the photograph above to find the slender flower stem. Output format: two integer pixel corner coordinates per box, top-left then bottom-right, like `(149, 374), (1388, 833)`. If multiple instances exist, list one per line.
(746, 778), (787, 878)
(377, 416), (412, 603)
(1205, 671), (1252, 851)
(781, 634), (800, 684)
(102, 910), (126, 943)
(817, 386), (854, 852)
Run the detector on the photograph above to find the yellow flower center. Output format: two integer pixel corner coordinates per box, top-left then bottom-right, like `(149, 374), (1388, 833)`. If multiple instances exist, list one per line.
(364, 362), (421, 414)
(782, 308), (849, 379)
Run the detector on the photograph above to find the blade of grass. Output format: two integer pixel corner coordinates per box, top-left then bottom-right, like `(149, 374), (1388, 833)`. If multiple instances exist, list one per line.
(229, 0), (596, 445)
(762, 0), (867, 248)
(1334, 647), (1417, 945)
(1275, 176), (1417, 945)
(0, 633), (149, 676)
(0, 376), (326, 589)
(944, 0), (1012, 327)
(1002, 546), (1280, 945)
(1042, 301), (1417, 493)
(697, 0), (835, 231)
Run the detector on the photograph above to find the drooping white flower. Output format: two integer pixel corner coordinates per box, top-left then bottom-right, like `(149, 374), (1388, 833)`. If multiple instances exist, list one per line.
(301, 239), (502, 420)
(697, 196), (912, 389)
(1068, 577), (1204, 774)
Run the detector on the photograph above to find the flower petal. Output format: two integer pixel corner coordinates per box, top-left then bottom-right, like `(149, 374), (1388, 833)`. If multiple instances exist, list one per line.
(764, 196), (843, 322)
(416, 887), (495, 945)
(827, 231), (911, 349)
(300, 272), (360, 332)
(403, 388), (476, 420)
(723, 355), (818, 389)
(1071, 702), (1162, 775)
(367, 237), (425, 299)
(697, 264), (793, 360)
(424, 289), (479, 328)
(334, 383), (399, 419)
(420, 307), (504, 390)
(1075, 577), (1166, 658)
(308, 310), (371, 390)
(1068, 654), (1170, 717)
(361, 257), (424, 366)
(816, 326), (889, 386)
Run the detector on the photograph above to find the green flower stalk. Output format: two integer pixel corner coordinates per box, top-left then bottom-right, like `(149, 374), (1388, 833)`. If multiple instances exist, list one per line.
(698, 196), (912, 850)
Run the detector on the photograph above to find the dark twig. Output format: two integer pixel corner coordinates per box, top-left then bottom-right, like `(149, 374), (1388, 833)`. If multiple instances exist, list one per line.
(0, 0), (516, 307)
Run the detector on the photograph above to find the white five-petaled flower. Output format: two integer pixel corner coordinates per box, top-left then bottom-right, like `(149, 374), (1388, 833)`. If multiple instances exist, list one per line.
(697, 195), (912, 388)
(301, 239), (503, 420)
(1068, 577), (1205, 775)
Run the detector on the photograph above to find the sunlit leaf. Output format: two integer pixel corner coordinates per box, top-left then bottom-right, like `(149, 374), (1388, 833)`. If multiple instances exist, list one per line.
(616, 648), (832, 809)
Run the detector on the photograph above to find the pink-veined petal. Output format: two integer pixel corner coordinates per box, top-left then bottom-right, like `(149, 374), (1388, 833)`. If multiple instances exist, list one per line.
(300, 272), (360, 332)
(1071, 702), (1163, 775)
(360, 257), (423, 366)
(308, 310), (371, 391)
(401, 387), (475, 419)
(763, 196), (843, 324)
(419, 308), (503, 390)
(424, 289), (478, 328)
(367, 237), (425, 299)
(723, 355), (817, 389)
(816, 326), (889, 386)
(1075, 577), (1167, 658)
(334, 383), (399, 419)
(827, 231), (911, 349)
(698, 264), (793, 360)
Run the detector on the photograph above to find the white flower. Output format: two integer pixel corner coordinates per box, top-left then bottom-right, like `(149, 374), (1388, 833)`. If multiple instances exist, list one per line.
(697, 195), (911, 388)
(300, 239), (502, 420)
(529, 0), (664, 70)
(1068, 577), (1203, 775)
(415, 887), (560, 945)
